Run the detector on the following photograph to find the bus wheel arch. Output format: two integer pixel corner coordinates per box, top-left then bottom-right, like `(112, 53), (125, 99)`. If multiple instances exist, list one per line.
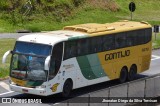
(119, 66), (128, 83)
(128, 64), (137, 81)
(62, 78), (73, 97)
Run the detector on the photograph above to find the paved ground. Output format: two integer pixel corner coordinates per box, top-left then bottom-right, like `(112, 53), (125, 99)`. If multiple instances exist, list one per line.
(0, 33), (34, 39)
(0, 80), (10, 94)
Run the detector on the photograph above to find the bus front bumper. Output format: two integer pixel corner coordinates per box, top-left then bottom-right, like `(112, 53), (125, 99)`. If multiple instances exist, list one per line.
(10, 84), (48, 96)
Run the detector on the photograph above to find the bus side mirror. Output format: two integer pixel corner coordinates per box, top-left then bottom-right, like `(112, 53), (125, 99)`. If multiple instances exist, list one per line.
(2, 50), (11, 64)
(44, 56), (51, 71)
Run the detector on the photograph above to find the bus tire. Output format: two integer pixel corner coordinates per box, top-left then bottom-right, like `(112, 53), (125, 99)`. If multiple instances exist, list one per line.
(128, 65), (137, 81)
(62, 79), (73, 97)
(119, 67), (128, 83)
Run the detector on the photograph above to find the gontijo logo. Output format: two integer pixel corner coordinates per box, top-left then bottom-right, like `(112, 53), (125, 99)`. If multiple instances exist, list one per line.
(105, 50), (130, 61)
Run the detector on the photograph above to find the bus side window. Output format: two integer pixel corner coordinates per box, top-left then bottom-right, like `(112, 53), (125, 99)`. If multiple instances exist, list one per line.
(49, 42), (63, 80)
(127, 31), (137, 46)
(115, 33), (126, 49)
(77, 39), (89, 56)
(70, 41), (77, 57)
(90, 37), (102, 53)
(64, 41), (77, 59)
(136, 30), (145, 45)
(102, 35), (115, 51)
(145, 28), (152, 43)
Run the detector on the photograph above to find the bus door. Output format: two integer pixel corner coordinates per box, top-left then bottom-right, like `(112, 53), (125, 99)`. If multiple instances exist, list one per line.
(48, 42), (63, 84)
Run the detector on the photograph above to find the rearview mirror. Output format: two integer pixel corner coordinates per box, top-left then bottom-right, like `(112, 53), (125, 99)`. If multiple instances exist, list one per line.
(44, 56), (51, 71)
(2, 50), (11, 64)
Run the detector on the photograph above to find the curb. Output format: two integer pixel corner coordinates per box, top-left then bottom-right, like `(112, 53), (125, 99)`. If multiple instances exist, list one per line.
(152, 47), (160, 50)
(16, 30), (32, 33)
(0, 76), (9, 81)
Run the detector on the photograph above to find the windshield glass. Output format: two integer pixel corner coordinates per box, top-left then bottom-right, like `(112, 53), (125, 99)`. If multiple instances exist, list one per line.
(11, 54), (47, 81)
(10, 42), (52, 82)
(15, 41), (51, 56)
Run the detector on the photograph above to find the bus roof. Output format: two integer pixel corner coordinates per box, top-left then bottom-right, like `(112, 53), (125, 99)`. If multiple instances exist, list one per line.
(17, 30), (86, 45)
(64, 20), (152, 36)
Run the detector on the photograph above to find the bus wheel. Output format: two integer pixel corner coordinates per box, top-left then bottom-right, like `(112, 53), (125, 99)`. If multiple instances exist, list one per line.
(128, 65), (137, 81)
(119, 67), (128, 83)
(62, 79), (73, 97)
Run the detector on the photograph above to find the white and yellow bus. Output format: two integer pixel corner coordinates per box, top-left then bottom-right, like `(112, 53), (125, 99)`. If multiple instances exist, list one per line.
(2, 20), (152, 96)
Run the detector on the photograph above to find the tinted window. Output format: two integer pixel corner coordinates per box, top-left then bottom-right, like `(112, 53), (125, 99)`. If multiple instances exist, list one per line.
(90, 37), (102, 53)
(64, 41), (77, 59)
(145, 28), (152, 43)
(127, 31), (137, 46)
(136, 30), (145, 45)
(77, 39), (89, 56)
(14, 42), (52, 56)
(63, 28), (151, 60)
(49, 42), (63, 80)
(115, 33), (126, 49)
(102, 35), (115, 51)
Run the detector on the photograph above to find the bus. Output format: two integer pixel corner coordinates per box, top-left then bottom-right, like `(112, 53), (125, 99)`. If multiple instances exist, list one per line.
(2, 20), (152, 97)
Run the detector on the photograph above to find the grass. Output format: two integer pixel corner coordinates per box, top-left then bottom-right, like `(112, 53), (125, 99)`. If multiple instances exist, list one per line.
(0, 19), (21, 32)
(0, 39), (16, 78)
(116, 0), (160, 23)
(0, 0), (160, 32)
(152, 33), (160, 49)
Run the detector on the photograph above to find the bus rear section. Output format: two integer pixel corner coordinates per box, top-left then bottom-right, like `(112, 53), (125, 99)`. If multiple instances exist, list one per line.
(63, 21), (152, 85)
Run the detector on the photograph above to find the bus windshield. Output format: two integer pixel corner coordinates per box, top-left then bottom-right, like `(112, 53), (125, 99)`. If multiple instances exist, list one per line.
(14, 41), (52, 56)
(10, 42), (52, 82)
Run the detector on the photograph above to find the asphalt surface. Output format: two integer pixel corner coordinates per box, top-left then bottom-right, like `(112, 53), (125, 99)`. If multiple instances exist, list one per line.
(0, 34), (160, 106)
(0, 33), (33, 39)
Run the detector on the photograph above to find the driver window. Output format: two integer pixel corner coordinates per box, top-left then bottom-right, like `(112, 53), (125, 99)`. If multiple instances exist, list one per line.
(49, 42), (63, 80)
